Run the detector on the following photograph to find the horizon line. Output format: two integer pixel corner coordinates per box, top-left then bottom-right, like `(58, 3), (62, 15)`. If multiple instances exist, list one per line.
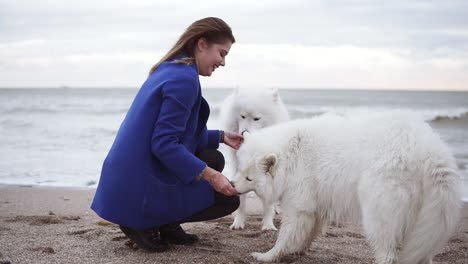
(0, 86), (467, 92)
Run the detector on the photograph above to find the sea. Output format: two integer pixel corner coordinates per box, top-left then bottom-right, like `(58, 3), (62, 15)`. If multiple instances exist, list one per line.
(0, 88), (467, 201)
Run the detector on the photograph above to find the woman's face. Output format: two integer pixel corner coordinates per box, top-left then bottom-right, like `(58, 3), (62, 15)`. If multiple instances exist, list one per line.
(195, 38), (232, 77)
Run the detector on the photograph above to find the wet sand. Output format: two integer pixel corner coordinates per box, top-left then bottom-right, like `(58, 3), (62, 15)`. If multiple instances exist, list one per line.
(0, 184), (467, 264)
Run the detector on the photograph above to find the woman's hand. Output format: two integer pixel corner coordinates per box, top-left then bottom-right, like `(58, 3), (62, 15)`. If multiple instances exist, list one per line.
(223, 131), (244, 149)
(202, 168), (238, 196)
(209, 172), (238, 196)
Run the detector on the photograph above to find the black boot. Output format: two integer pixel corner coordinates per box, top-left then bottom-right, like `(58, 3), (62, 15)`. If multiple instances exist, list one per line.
(119, 225), (169, 252)
(159, 224), (199, 245)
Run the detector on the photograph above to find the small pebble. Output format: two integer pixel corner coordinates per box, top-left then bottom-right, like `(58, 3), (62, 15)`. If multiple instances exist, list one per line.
(60, 215), (80, 220)
(41, 247), (55, 254)
(97, 220), (113, 226)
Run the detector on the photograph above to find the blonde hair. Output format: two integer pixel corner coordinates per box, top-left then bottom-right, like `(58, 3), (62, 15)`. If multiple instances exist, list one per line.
(149, 17), (235, 75)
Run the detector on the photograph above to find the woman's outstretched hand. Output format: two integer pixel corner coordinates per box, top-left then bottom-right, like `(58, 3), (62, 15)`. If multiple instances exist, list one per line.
(201, 167), (238, 196)
(223, 131), (244, 149)
(209, 172), (238, 196)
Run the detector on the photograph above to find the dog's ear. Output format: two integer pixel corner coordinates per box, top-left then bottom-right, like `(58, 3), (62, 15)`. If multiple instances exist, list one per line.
(270, 88), (279, 102)
(260, 153), (277, 176)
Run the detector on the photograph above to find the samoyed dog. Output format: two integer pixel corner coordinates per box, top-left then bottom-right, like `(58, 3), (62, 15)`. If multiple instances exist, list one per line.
(233, 112), (463, 264)
(219, 88), (289, 230)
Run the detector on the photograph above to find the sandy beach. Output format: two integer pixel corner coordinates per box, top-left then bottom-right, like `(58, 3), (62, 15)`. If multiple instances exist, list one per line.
(0, 184), (467, 264)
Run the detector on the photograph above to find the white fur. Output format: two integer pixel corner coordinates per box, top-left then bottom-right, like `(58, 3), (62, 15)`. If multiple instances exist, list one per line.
(218, 88), (289, 230)
(233, 112), (463, 263)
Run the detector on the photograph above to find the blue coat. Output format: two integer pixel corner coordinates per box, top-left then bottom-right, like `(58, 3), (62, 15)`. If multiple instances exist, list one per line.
(91, 57), (220, 230)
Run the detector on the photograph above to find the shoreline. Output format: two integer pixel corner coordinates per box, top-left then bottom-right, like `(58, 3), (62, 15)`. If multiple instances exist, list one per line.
(0, 184), (467, 263)
(1, 182), (467, 206)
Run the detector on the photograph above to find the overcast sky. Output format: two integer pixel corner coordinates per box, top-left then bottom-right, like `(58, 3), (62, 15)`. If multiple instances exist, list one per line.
(1, 0), (468, 90)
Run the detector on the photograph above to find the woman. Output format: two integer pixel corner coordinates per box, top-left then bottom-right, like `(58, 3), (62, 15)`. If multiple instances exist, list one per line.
(91, 17), (242, 252)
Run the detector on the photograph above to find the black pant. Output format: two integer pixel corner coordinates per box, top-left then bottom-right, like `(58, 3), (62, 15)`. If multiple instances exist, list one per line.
(184, 149), (240, 223)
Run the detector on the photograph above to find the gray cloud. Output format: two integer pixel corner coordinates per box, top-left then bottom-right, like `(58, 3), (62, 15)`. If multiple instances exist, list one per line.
(1, 0), (467, 89)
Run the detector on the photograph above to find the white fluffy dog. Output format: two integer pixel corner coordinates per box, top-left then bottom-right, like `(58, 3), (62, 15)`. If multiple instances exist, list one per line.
(219, 88), (289, 230)
(233, 112), (463, 264)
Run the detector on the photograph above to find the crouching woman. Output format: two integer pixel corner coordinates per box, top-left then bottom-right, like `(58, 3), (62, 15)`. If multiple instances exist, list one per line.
(91, 17), (242, 252)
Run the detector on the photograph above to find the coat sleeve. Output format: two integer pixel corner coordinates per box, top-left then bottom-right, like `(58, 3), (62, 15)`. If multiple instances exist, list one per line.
(207, 130), (221, 149)
(151, 78), (206, 184)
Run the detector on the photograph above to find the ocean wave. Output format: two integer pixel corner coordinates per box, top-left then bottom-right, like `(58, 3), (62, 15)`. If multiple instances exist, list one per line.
(0, 119), (34, 128)
(86, 127), (117, 137)
(82, 109), (129, 115)
(2, 106), (59, 114)
(283, 106), (468, 122)
(1, 106), (129, 115)
(425, 109), (468, 121)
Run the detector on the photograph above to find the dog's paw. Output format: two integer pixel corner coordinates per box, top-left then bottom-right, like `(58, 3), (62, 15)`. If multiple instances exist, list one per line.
(230, 222), (245, 230)
(230, 218), (245, 230)
(251, 252), (276, 262)
(261, 222), (278, 231)
(229, 217), (245, 230)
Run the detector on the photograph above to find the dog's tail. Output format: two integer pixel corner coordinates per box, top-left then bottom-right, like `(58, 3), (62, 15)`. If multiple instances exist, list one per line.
(399, 161), (463, 264)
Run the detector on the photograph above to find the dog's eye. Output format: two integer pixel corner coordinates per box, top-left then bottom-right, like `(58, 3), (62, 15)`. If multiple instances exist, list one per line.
(241, 115), (245, 119)
(254, 117), (261, 121)
(246, 177), (253, 182)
